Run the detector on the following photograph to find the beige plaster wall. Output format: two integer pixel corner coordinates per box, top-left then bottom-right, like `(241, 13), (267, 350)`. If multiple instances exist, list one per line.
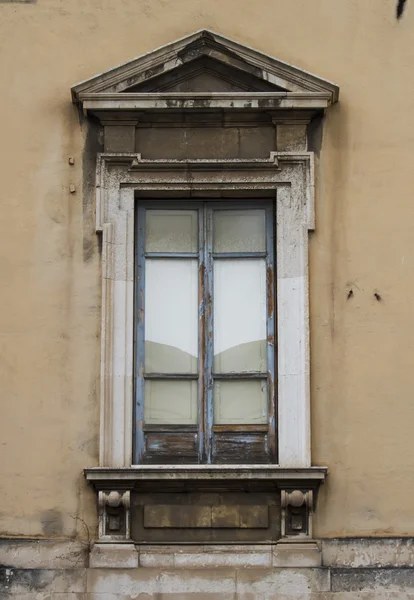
(0, 0), (413, 539)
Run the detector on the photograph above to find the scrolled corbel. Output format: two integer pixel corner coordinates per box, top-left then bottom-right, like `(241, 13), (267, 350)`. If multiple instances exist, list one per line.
(98, 490), (131, 541)
(281, 489), (313, 539)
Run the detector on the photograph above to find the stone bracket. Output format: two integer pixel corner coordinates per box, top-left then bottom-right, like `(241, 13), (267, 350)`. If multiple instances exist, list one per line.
(98, 490), (131, 541)
(281, 488), (314, 539)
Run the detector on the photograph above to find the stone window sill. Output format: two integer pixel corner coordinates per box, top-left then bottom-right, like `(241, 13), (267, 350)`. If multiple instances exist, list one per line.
(84, 465), (327, 488)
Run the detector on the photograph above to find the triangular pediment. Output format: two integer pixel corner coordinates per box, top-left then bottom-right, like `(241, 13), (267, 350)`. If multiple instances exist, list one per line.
(126, 56), (283, 93)
(71, 30), (339, 103)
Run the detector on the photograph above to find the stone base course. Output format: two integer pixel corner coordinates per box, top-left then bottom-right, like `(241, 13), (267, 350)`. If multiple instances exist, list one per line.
(2, 539), (414, 598)
(1, 566), (414, 598)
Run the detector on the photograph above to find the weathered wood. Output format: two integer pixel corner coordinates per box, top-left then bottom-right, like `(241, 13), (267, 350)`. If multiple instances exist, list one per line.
(134, 204), (146, 464)
(266, 202), (277, 463)
(212, 424), (268, 433)
(135, 200), (276, 464)
(212, 432), (269, 464)
(198, 206), (206, 463)
(205, 206), (214, 464)
(143, 432), (199, 464)
(143, 424), (198, 432)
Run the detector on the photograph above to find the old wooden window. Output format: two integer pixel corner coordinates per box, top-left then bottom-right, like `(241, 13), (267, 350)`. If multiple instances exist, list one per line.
(135, 201), (276, 464)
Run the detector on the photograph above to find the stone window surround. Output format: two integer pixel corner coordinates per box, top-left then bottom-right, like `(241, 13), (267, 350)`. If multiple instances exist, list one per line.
(94, 151), (316, 470)
(83, 151), (328, 560)
(71, 31), (340, 552)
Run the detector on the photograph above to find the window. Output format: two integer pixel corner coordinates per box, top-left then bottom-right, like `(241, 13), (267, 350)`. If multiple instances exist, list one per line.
(134, 201), (276, 464)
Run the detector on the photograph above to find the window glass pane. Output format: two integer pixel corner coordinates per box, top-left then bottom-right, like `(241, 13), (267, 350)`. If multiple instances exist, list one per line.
(145, 259), (198, 373)
(214, 380), (268, 424)
(145, 380), (198, 424)
(214, 259), (267, 373)
(146, 209), (198, 253)
(213, 209), (266, 253)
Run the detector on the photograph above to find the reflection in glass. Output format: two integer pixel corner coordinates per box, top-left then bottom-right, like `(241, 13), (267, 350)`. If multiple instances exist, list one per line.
(145, 380), (198, 424)
(214, 380), (268, 424)
(214, 259), (267, 373)
(145, 259), (198, 373)
(213, 209), (266, 253)
(146, 209), (198, 253)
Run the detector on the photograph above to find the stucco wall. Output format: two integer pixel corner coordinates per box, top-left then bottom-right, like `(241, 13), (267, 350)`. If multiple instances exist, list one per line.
(0, 0), (413, 540)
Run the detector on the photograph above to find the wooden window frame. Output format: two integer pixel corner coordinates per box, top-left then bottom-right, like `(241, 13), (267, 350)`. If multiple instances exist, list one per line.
(134, 200), (276, 464)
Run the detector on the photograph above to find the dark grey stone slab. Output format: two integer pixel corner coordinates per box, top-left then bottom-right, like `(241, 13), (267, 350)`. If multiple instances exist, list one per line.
(331, 567), (414, 592)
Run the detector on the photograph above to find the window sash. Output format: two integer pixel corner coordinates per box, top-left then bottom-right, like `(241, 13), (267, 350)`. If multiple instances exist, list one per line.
(134, 201), (276, 464)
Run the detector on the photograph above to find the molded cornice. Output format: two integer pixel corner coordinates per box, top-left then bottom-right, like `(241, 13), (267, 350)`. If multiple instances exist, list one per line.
(71, 30), (339, 110)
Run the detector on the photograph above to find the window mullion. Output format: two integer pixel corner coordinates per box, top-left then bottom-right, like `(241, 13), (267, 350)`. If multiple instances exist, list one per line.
(134, 204), (146, 464)
(204, 205), (214, 464)
(197, 206), (205, 463)
(266, 203), (277, 463)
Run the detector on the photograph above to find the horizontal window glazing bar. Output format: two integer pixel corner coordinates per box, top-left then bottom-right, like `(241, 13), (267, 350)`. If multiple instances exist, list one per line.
(211, 252), (267, 259)
(212, 424), (269, 433)
(212, 373), (267, 380)
(144, 373), (199, 380)
(144, 252), (199, 259)
(144, 424), (199, 432)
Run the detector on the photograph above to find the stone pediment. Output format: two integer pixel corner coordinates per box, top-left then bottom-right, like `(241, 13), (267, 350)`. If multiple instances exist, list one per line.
(71, 30), (339, 111)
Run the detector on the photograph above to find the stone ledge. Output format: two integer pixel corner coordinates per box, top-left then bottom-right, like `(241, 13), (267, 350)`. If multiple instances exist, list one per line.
(88, 542), (322, 569)
(322, 537), (414, 568)
(4, 538), (414, 570)
(87, 567), (331, 596)
(273, 542), (322, 567)
(0, 567), (86, 594)
(331, 567), (414, 593)
(0, 539), (88, 569)
(89, 544), (138, 569)
(3, 565), (414, 597)
(84, 466), (327, 493)
(81, 91), (333, 114)
(140, 544), (272, 569)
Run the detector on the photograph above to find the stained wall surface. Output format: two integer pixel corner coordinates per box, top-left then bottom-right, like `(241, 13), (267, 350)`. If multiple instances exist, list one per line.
(1, 0), (414, 541)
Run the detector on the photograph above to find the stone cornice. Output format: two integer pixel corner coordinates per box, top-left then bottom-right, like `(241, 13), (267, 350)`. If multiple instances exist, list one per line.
(95, 152), (315, 233)
(84, 466), (327, 498)
(79, 91), (332, 115)
(71, 30), (339, 109)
